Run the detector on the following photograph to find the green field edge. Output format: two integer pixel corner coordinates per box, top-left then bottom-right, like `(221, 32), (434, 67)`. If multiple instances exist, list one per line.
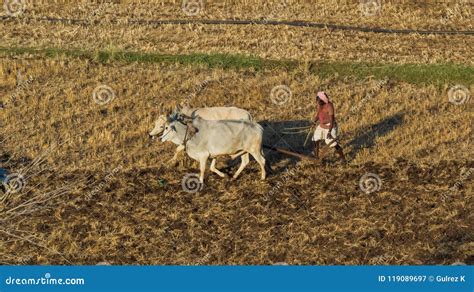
(0, 46), (472, 85)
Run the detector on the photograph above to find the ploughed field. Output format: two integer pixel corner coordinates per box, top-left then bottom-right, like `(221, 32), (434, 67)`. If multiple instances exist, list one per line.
(0, 0), (472, 265)
(1, 59), (472, 265)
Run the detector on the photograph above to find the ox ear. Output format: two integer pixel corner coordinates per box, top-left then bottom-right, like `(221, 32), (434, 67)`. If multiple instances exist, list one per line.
(166, 105), (173, 115)
(167, 111), (175, 122)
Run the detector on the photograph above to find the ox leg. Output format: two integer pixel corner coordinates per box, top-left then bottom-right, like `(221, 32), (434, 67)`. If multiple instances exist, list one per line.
(232, 153), (250, 180)
(210, 159), (227, 178)
(250, 151), (266, 180)
(198, 155), (208, 184)
(169, 144), (185, 165)
(230, 150), (246, 160)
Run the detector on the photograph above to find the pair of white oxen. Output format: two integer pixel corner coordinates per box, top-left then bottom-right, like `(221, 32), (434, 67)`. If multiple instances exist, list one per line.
(149, 103), (266, 184)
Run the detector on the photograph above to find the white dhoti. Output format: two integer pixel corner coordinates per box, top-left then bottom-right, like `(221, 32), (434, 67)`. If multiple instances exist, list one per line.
(312, 123), (339, 147)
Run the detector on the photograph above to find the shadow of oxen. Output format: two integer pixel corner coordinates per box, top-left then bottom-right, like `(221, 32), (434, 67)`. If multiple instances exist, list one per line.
(258, 120), (314, 170)
(259, 120), (313, 153)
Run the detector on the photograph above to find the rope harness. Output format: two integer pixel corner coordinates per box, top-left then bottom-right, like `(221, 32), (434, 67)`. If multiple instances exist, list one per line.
(282, 125), (315, 147)
(180, 120), (198, 167)
(283, 124), (340, 147)
(182, 123), (190, 167)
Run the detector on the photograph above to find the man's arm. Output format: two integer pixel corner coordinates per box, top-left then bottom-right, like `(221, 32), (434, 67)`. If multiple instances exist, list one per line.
(327, 104), (335, 138)
(313, 105), (320, 124)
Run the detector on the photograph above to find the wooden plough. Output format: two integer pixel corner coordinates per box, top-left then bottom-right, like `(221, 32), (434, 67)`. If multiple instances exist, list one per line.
(263, 145), (318, 161)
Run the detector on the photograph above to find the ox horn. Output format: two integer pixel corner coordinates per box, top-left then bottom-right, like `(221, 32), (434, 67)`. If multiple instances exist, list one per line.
(158, 102), (164, 114)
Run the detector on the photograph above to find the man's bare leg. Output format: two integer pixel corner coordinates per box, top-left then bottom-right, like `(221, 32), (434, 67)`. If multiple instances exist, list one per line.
(313, 141), (321, 160)
(334, 145), (346, 163)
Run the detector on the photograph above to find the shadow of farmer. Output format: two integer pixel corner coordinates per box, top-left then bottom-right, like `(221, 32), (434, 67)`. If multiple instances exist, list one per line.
(347, 112), (405, 160)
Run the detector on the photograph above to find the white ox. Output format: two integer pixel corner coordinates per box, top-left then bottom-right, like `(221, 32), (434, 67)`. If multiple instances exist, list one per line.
(149, 105), (252, 163)
(179, 103), (253, 121)
(160, 117), (266, 183)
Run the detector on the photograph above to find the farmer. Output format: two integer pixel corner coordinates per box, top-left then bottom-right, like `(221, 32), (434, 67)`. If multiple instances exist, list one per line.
(312, 91), (346, 162)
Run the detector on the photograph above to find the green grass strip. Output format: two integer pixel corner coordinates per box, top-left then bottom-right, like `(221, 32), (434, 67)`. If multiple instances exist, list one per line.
(0, 46), (472, 85)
